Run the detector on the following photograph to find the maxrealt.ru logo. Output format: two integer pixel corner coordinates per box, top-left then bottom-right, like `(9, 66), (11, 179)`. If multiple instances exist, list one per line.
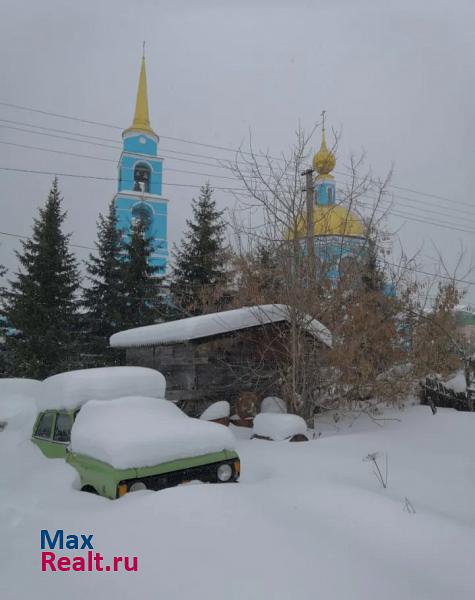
(40, 530), (138, 572)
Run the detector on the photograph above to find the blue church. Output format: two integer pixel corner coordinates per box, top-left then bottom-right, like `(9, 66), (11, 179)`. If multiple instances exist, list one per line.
(290, 114), (366, 286)
(113, 56), (168, 275)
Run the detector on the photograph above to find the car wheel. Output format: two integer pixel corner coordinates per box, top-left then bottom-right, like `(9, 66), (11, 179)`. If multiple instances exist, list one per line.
(81, 485), (98, 494)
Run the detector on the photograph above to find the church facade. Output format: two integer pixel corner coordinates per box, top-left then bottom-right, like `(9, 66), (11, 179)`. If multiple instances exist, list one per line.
(292, 115), (367, 285)
(113, 56), (168, 275)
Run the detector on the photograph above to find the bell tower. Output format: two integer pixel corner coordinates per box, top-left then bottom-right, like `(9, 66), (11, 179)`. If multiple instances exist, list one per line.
(113, 52), (168, 275)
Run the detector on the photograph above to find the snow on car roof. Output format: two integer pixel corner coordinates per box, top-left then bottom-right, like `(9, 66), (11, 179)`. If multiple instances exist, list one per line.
(37, 367), (166, 411)
(70, 396), (236, 469)
(110, 304), (332, 349)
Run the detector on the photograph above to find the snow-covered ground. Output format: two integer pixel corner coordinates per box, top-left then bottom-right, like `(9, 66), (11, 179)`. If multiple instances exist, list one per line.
(1, 402), (475, 599)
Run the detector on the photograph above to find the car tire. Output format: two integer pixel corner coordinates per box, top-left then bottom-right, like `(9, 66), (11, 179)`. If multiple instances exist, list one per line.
(81, 485), (98, 494)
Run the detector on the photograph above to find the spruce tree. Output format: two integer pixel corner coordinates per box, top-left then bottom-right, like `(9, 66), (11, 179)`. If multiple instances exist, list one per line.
(122, 213), (160, 329)
(171, 182), (229, 315)
(5, 178), (80, 378)
(361, 236), (385, 292)
(83, 201), (127, 365)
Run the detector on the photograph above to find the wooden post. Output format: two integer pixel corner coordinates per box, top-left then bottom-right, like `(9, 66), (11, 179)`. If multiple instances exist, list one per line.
(301, 168), (315, 276)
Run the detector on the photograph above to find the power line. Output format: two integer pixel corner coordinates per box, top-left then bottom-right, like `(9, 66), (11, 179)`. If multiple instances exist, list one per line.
(1, 161), (475, 237)
(0, 165), (247, 193)
(1, 116), (475, 233)
(2, 122), (475, 229)
(1, 121), (475, 232)
(357, 194), (475, 233)
(379, 258), (475, 288)
(3, 117), (475, 223)
(357, 198), (475, 235)
(0, 101), (273, 160)
(3, 139), (474, 227)
(0, 140), (238, 182)
(0, 122), (259, 170)
(0, 229), (94, 251)
(1, 99), (472, 211)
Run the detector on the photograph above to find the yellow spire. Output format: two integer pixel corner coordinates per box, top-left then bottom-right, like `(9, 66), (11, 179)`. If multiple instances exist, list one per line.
(313, 110), (336, 177)
(125, 51), (157, 138)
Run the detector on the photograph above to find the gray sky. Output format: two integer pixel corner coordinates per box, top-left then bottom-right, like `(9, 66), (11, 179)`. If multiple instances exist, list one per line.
(0, 0), (474, 301)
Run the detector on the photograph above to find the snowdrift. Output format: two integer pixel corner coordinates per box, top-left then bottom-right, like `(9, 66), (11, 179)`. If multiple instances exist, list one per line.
(0, 378), (40, 433)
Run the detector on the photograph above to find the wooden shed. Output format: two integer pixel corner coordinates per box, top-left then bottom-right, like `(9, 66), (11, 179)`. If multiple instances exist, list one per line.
(110, 304), (332, 416)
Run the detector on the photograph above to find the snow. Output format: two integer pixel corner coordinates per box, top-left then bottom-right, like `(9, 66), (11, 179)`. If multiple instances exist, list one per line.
(200, 400), (230, 420)
(70, 396), (236, 469)
(0, 377), (40, 399)
(110, 304), (332, 348)
(444, 370), (467, 394)
(253, 413), (307, 440)
(37, 367), (166, 411)
(2, 404), (475, 599)
(0, 378), (40, 434)
(260, 395), (287, 414)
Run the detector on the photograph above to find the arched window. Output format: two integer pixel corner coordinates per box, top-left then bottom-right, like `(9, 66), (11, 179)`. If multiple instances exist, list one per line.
(133, 163), (151, 193)
(131, 202), (153, 235)
(327, 186), (334, 204)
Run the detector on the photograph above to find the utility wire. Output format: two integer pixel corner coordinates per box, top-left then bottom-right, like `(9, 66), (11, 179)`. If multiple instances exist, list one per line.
(0, 140), (238, 182)
(1, 99), (472, 210)
(2, 139), (474, 227)
(1, 162), (474, 236)
(2, 118), (475, 223)
(2, 124), (475, 230)
(0, 165), (248, 193)
(0, 100), (278, 160)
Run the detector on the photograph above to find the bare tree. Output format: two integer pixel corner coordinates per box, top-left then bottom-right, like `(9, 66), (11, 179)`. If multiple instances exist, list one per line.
(227, 124), (402, 419)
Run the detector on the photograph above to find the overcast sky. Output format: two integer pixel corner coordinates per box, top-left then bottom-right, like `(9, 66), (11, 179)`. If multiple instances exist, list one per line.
(0, 0), (474, 301)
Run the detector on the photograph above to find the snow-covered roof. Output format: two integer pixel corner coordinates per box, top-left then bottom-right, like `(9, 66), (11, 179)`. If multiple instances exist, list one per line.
(110, 304), (332, 349)
(37, 367), (166, 411)
(70, 396), (236, 469)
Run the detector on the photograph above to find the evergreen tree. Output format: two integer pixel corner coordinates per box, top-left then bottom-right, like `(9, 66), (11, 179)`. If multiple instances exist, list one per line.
(361, 236), (385, 292)
(171, 182), (230, 315)
(122, 213), (160, 329)
(0, 262), (9, 376)
(5, 178), (80, 378)
(83, 201), (128, 365)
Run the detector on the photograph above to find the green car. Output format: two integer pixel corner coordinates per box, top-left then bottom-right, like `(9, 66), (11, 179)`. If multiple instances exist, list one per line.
(31, 368), (240, 499)
(32, 408), (77, 459)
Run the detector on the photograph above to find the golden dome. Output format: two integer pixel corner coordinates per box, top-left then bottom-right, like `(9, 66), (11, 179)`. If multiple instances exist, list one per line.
(290, 205), (365, 240)
(313, 112), (336, 176)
